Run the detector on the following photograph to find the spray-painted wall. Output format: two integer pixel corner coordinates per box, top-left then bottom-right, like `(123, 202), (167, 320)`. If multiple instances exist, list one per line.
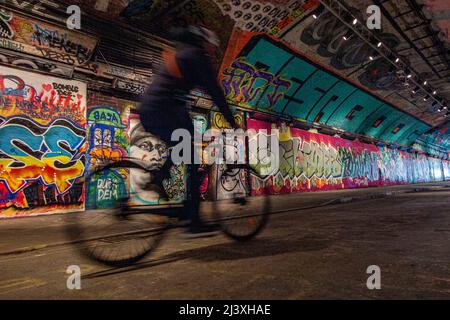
(247, 118), (449, 195)
(85, 95), (131, 209)
(0, 66), (87, 217)
(0, 69), (449, 218)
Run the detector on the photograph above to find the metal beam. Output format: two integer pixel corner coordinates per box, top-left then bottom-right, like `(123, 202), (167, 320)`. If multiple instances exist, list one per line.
(318, 0), (447, 115)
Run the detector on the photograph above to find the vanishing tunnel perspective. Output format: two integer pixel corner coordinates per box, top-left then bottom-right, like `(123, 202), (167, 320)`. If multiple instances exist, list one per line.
(1, 0), (450, 301)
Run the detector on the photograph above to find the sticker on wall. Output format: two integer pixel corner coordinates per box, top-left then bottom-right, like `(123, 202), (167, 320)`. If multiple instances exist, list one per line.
(0, 65), (87, 217)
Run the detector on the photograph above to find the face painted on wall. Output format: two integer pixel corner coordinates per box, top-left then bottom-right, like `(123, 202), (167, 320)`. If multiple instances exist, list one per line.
(131, 135), (168, 172)
(129, 123), (170, 203)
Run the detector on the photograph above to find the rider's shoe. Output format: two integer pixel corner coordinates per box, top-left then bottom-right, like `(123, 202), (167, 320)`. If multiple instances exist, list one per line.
(182, 223), (220, 239)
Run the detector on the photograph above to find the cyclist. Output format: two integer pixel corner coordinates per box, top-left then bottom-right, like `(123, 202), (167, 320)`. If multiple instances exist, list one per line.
(138, 25), (237, 237)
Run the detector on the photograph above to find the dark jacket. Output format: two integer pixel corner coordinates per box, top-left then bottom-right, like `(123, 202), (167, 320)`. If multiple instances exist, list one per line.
(138, 44), (236, 143)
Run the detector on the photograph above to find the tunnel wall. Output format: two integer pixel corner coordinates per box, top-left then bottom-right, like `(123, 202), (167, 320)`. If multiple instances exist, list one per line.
(247, 118), (450, 196)
(1, 80), (450, 217)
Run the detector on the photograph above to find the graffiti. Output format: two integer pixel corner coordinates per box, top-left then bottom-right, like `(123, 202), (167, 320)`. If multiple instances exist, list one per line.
(0, 67), (87, 120)
(358, 58), (405, 91)
(222, 57), (291, 110)
(162, 163), (187, 201)
(85, 95), (134, 209)
(0, 116), (85, 215)
(219, 34), (431, 146)
(212, 112), (244, 130)
(128, 115), (186, 205)
(0, 67), (86, 122)
(87, 169), (127, 209)
(211, 111), (248, 199)
(86, 107), (128, 165)
(216, 0), (315, 35)
(268, 0), (319, 37)
(0, 116), (85, 193)
(0, 9), (98, 66)
(115, 79), (147, 95)
(299, 139), (343, 181)
(299, 9), (401, 71)
(0, 9), (14, 39)
(32, 24), (93, 65)
(0, 38), (25, 52)
(248, 118), (446, 195)
(413, 123), (450, 160)
(0, 66), (86, 217)
(0, 52), (73, 77)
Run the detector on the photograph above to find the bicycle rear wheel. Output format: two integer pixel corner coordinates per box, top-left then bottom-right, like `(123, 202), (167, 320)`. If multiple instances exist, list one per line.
(213, 195), (270, 241)
(67, 159), (169, 266)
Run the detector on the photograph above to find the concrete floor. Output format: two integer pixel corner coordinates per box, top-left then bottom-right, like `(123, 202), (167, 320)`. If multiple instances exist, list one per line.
(1, 184), (450, 299)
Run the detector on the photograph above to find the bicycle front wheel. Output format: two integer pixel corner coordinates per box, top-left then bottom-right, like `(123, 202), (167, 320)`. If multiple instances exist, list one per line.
(67, 160), (169, 266)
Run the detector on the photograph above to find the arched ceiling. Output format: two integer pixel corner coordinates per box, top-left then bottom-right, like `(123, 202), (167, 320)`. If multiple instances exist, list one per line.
(221, 33), (431, 147)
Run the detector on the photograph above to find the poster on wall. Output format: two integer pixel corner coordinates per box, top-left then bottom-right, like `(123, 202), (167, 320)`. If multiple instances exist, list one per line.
(0, 65), (87, 217)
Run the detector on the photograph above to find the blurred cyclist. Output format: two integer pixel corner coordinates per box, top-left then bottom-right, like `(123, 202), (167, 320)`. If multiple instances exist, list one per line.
(138, 25), (237, 237)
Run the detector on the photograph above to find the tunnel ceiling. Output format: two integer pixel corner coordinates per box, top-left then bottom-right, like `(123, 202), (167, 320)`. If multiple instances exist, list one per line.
(1, 0), (450, 157)
(222, 34), (432, 147)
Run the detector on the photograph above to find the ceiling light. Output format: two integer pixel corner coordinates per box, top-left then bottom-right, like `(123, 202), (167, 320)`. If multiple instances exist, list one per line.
(377, 42), (382, 47)
(395, 58), (400, 63)
(353, 18), (358, 25)
(423, 81), (427, 85)
(369, 56), (374, 61)
(407, 74), (412, 78)
(313, 14), (318, 19)
(433, 90), (437, 95)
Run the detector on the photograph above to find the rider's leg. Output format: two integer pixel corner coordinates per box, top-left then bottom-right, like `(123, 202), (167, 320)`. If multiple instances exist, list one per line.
(186, 162), (202, 231)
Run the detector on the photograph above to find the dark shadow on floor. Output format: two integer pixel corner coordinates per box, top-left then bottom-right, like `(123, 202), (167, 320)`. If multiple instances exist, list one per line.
(82, 234), (332, 279)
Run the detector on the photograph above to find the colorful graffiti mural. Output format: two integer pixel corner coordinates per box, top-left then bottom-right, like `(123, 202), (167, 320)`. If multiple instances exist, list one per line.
(248, 118), (447, 195)
(0, 66), (87, 217)
(219, 32), (432, 147)
(85, 101), (131, 209)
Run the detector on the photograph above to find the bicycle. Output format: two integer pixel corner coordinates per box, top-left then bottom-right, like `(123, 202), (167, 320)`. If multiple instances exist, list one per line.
(67, 154), (271, 267)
